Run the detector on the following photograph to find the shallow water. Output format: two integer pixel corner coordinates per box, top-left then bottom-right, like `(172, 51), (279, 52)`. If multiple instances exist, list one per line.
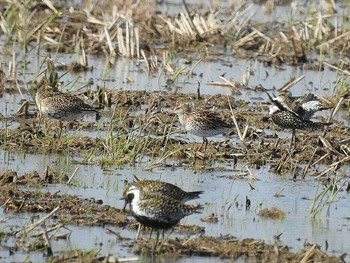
(0, 50), (349, 261)
(1, 149), (350, 261)
(1, 53), (345, 126)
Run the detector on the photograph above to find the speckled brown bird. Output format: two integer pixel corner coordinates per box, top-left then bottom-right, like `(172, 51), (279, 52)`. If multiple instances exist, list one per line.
(175, 102), (233, 150)
(122, 178), (203, 210)
(123, 185), (202, 246)
(35, 58), (97, 122)
(122, 177), (203, 239)
(34, 59), (98, 138)
(35, 81), (97, 121)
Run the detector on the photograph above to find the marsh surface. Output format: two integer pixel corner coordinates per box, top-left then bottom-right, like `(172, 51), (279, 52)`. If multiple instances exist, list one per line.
(0, 0), (349, 262)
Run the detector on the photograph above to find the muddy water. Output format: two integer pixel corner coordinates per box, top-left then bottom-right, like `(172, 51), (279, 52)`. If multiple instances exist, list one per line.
(39, 55), (343, 98)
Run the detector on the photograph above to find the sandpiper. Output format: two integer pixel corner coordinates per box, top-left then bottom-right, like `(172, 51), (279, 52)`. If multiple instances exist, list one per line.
(35, 80), (97, 122)
(266, 92), (332, 148)
(175, 102), (233, 150)
(35, 59), (98, 137)
(124, 185), (202, 247)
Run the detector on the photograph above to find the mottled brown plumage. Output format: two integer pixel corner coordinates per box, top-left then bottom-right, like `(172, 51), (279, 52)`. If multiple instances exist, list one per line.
(124, 185), (202, 243)
(35, 82), (97, 121)
(175, 103), (233, 150)
(122, 178), (203, 211)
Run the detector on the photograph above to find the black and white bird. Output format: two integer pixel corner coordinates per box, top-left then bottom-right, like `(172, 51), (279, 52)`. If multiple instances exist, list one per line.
(266, 92), (332, 148)
(123, 184), (202, 247)
(122, 177), (203, 210)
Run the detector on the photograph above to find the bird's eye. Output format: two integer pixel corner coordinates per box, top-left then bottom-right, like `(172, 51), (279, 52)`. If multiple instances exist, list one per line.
(126, 193), (134, 201)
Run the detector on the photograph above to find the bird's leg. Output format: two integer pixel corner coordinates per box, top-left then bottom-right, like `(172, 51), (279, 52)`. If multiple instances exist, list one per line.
(204, 137), (208, 151)
(289, 129), (296, 150)
(57, 121), (63, 139)
(198, 138), (205, 152)
(42, 118), (48, 136)
(135, 223), (141, 240)
(37, 113), (48, 136)
(153, 229), (160, 252)
(149, 228), (154, 239)
(198, 137), (208, 152)
(157, 229), (167, 251)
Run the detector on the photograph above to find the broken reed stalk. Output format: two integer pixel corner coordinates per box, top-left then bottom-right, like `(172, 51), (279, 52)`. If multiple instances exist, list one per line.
(218, 75), (243, 94)
(246, 166), (256, 180)
(278, 75), (305, 93)
(315, 156), (350, 179)
(104, 27), (113, 54)
(330, 96), (344, 120)
(21, 206), (60, 236)
(31, 224), (64, 238)
(41, 225), (53, 257)
(182, 0), (202, 39)
(141, 50), (149, 72)
(227, 97), (242, 141)
(311, 152), (330, 166)
(322, 96), (344, 137)
(116, 23), (140, 59)
(323, 61), (350, 76)
(302, 147), (318, 178)
(42, 0), (59, 14)
(117, 27), (126, 56)
(300, 244), (317, 263)
(318, 136), (342, 155)
(135, 27), (140, 59)
(67, 166), (80, 185)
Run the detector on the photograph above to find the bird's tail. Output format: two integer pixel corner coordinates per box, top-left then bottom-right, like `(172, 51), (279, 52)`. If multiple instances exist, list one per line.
(186, 191), (204, 201)
(304, 120), (332, 131)
(184, 203), (204, 215)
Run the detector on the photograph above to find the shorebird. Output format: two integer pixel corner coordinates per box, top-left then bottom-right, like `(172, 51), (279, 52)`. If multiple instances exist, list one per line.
(266, 92), (332, 148)
(122, 176), (203, 239)
(123, 185), (202, 248)
(35, 80), (97, 121)
(268, 92), (332, 120)
(175, 102), (233, 151)
(35, 59), (98, 137)
(123, 179), (203, 208)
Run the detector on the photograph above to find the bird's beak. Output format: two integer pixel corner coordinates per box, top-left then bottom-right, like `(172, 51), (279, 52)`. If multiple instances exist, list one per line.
(120, 197), (128, 212)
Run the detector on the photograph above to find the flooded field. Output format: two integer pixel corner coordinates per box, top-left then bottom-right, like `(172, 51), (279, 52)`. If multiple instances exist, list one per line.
(0, 0), (350, 262)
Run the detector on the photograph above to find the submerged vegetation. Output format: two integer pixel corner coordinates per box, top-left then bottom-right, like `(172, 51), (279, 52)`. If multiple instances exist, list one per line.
(0, 0), (350, 262)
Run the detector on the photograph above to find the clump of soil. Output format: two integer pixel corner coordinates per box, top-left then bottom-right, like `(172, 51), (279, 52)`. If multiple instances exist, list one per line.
(132, 236), (344, 262)
(258, 207), (285, 219)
